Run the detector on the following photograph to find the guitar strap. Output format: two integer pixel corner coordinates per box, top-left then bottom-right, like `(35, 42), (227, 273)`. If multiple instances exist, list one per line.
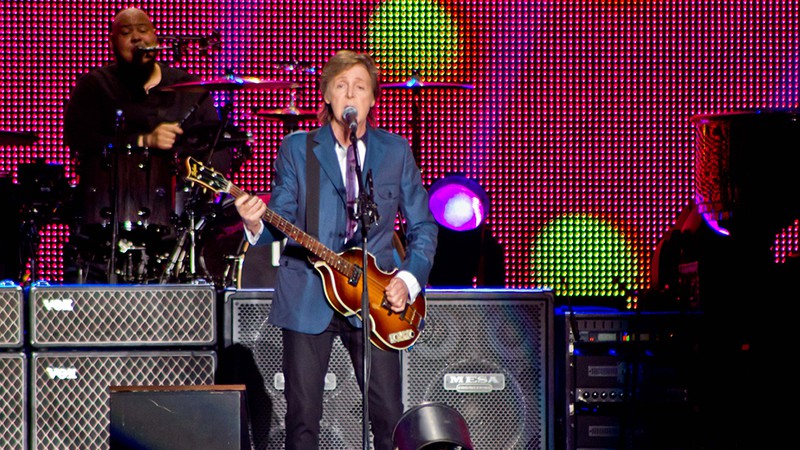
(305, 129), (320, 239)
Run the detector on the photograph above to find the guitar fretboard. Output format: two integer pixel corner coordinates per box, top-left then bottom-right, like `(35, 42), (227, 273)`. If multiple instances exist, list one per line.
(224, 182), (358, 279)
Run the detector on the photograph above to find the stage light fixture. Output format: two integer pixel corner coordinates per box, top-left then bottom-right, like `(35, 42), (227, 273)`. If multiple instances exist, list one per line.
(393, 403), (474, 450)
(427, 175), (489, 232)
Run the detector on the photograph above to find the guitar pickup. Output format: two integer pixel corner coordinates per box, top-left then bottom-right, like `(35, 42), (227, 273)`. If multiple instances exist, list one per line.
(348, 266), (362, 286)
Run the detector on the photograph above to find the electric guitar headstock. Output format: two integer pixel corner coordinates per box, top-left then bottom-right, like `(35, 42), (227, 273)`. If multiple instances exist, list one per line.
(184, 157), (231, 195)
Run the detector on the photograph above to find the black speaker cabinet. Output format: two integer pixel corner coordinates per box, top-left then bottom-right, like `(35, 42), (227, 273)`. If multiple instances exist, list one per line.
(30, 350), (216, 450)
(0, 352), (27, 450)
(28, 284), (216, 348)
(0, 285), (23, 348)
(221, 288), (365, 450)
(401, 289), (555, 450)
(109, 384), (251, 450)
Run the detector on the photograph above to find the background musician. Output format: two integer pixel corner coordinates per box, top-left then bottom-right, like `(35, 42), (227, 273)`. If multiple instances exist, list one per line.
(63, 7), (219, 283)
(233, 50), (438, 450)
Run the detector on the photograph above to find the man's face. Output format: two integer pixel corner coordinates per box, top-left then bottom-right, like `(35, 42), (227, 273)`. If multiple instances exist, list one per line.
(324, 64), (376, 129)
(111, 9), (157, 64)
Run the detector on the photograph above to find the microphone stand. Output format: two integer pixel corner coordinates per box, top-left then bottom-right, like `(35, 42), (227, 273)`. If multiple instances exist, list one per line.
(108, 109), (124, 284)
(350, 128), (380, 450)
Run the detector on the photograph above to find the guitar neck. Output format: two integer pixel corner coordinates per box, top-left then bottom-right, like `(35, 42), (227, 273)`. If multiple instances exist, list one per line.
(225, 184), (357, 278)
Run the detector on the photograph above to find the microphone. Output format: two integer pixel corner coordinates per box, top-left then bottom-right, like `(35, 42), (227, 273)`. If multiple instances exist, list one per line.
(342, 106), (358, 134)
(135, 45), (170, 54)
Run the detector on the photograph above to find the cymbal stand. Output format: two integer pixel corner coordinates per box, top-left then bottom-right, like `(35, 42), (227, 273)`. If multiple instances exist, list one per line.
(162, 99), (233, 284)
(393, 71), (425, 254)
(281, 89), (304, 134)
(159, 203), (197, 284)
(18, 207), (41, 285)
(108, 109), (124, 284)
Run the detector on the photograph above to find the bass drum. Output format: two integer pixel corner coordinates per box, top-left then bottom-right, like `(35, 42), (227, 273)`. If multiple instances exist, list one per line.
(194, 196), (247, 289)
(196, 192), (282, 289)
(238, 238), (285, 289)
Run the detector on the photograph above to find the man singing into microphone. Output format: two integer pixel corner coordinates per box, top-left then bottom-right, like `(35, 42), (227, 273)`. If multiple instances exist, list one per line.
(234, 50), (438, 450)
(63, 7), (219, 283)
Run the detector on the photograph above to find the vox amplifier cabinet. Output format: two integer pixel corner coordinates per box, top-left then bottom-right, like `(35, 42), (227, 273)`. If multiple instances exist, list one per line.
(222, 288), (365, 450)
(30, 350), (216, 450)
(0, 352), (27, 450)
(0, 285), (23, 348)
(402, 289), (555, 450)
(28, 284), (216, 348)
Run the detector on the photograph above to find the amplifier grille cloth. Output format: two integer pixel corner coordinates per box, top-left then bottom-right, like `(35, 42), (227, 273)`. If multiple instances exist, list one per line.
(0, 353), (26, 450)
(231, 295), (364, 450)
(31, 351), (216, 450)
(30, 284), (216, 347)
(0, 286), (22, 347)
(402, 295), (552, 450)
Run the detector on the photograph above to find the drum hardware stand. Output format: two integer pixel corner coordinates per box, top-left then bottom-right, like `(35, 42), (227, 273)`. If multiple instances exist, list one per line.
(161, 100), (234, 285)
(18, 207), (42, 285)
(160, 194), (203, 284)
(107, 109), (125, 284)
(16, 159), (67, 285)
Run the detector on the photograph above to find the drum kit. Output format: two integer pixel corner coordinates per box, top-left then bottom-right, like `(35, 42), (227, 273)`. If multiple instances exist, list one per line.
(0, 67), (473, 287)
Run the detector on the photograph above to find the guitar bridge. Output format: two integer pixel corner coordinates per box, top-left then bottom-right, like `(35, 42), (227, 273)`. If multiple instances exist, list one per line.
(348, 266), (362, 286)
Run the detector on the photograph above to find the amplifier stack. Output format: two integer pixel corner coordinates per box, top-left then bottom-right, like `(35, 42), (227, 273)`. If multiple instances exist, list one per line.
(4, 284), (558, 450)
(1, 283), (218, 450)
(222, 288), (555, 450)
(0, 286), (26, 450)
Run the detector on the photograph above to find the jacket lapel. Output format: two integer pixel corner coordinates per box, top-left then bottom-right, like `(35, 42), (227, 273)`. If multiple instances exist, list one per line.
(312, 124), (346, 205)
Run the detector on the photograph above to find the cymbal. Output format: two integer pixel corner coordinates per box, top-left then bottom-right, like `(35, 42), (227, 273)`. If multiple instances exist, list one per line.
(253, 106), (317, 121)
(382, 78), (474, 91)
(180, 121), (252, 150)
(161, 75), (300, 93)
(0, 130), (38, 146)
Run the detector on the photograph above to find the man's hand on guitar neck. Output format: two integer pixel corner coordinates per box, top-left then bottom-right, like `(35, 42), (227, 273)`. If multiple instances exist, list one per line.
(235, 193), (267, 237)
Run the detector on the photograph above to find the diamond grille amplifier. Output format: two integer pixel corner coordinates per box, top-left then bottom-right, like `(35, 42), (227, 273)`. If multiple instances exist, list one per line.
(0, 352), (27, 450)
(31, 350), (216, 450)
(401, 289), (554, 450)
(29, 284), (216, 347)
(0, 285), (23, 348)
(223, 289), (364, 450)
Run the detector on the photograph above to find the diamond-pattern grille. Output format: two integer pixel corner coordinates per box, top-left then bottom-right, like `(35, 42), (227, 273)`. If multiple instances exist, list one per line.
(229, 291), (364, 450)
(402, 292), (553, 450)
(31, 350), (216, 450)
(0, 353), (26, 450)
(0, 286), (22, 348)
(30, 284), (216, 347)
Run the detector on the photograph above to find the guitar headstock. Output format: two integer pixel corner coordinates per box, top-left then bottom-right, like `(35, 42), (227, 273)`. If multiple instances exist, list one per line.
(184, 157), (231, 194)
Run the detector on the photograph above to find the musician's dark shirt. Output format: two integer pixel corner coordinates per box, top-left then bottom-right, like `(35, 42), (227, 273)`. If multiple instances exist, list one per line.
(65, 62), (219, 227)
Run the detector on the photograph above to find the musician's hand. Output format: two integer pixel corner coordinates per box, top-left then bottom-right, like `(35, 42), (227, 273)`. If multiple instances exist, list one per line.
(142, 122), (183, 150)
(235, 193), (267, 236)
(385, 277), (410, 313)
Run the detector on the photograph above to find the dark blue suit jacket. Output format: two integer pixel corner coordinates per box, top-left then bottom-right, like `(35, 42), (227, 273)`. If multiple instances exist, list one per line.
(256, 124), (438, 334)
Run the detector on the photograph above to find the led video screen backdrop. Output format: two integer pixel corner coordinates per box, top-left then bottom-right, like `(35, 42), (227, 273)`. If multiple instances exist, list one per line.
(1, 1), (799, 300)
